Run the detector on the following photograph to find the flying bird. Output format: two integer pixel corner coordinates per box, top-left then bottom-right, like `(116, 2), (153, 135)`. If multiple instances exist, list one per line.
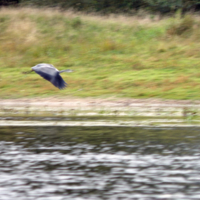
(23, 63), (73, 89)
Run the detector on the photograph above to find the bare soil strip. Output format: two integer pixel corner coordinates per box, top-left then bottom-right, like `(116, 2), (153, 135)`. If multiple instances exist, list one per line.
(0, 98), (199, 108)
(0, 98), (200, 126)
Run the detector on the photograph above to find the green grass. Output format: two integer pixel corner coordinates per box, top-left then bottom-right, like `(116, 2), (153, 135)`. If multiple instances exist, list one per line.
(1, 8), (200, 99)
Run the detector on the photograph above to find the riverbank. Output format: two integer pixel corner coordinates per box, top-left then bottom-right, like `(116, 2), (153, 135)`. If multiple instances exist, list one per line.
(0, 97), (199, 108)
(0, 98), (200, 126)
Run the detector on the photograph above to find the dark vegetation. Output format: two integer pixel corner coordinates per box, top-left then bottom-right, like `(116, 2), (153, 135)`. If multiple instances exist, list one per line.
(2, 0), (200, 14)
(0, 0), (19, 6)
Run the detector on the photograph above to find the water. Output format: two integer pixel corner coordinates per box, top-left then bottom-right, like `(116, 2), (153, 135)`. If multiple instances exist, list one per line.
(1, 126), (200, 200)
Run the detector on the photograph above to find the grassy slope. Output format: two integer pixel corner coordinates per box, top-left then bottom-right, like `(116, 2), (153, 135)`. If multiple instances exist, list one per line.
(1, 8), (200, 99)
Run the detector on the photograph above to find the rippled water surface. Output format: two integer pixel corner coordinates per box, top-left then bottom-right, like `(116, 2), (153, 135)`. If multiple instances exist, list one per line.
(1, 126), (200, 199)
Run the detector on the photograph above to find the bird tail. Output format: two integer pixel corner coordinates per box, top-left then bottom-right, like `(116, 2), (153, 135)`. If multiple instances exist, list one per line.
(59, 69), (73, 73)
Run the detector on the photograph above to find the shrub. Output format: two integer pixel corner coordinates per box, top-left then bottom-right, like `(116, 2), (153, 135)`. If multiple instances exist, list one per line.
(167, 14), (194, 36)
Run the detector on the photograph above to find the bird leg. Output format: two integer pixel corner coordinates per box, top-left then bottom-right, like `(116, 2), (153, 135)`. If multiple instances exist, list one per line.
(22, 69), (34, 74)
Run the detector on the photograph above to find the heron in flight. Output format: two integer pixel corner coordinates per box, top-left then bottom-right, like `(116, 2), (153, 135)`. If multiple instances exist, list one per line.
(23, 63), (73, 89)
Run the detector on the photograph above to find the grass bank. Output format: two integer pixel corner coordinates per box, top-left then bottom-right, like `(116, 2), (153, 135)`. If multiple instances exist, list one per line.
(0, 8), (200, 99)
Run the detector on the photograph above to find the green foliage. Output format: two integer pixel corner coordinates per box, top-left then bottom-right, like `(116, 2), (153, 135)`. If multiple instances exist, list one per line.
(71, 17), (82, 28)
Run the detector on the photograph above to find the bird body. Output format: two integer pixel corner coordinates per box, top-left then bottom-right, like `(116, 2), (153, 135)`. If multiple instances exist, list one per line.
(31, 63), (72, 89)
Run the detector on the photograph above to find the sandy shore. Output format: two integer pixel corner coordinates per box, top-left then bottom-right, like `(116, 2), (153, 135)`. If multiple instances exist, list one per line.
(0, 97), (199, 108)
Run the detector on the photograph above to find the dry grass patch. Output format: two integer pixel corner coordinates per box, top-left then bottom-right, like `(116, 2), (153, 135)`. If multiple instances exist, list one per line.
(173, 75), (190, 84)
(167, 14), (194, 36)
(6, 19), (37, 42)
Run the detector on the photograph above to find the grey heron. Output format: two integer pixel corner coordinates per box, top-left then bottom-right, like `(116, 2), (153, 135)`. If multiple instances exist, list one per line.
(23, 63), (73, 89)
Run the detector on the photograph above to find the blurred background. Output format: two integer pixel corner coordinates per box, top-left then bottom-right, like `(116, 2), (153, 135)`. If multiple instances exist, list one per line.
(0, 0), (200, 99)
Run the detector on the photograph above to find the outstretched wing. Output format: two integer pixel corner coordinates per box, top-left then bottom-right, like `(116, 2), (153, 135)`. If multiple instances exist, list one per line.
(32, 67), (55, 81)
(32, 65), (67, 89)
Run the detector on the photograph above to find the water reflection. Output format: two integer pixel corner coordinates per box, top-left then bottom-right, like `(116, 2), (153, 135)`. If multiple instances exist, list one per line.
(1, 127), (200, 199)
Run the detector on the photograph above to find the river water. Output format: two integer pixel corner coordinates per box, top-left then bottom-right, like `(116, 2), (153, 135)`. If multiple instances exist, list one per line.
(1, 126), (200, 200)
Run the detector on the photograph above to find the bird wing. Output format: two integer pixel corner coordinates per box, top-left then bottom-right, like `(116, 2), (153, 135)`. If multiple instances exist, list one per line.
(50, 73), (68, 89)
(33, 67), (67, 89)
(32, 64), (67, 89)
(33, 67), (55, 82)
